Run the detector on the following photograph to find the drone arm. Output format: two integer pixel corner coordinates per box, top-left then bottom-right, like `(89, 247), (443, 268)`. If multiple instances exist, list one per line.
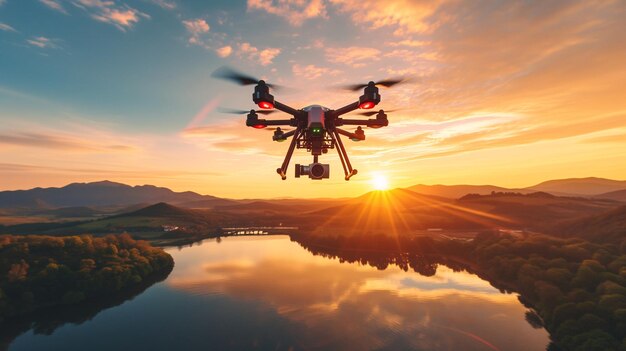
(336, 128), (364, 141)
(252, 118), (297, 127)
(335, 118), (387, 128)
(273, 101), (300, 116)
(280, 129), (297, 138)
(333, 101), (360, 117)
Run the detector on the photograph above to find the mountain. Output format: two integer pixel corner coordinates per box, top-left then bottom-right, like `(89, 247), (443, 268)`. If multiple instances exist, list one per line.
(117, 202), (198, 218)
(527, 177), (626, 196)
(301, 189), (623, 235)
(594, 189), (626, 202)
(214, 201), (292, 213)
(406, 184), (529, 199)
(302, 188), (504, 233)
(0, 181), (230, 208)
(406, 177), (626, 199)
(457, 192), (619, 231)
(553, 205), (626, 243)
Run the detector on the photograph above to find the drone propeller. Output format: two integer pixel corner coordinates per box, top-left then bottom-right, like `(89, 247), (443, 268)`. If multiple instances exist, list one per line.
(353, 108), (402, 117)
(218, 107), (277, 115)
(265, 127), (293, 132)
(342, 78), (411, 92)
(211, 66), (282, 90)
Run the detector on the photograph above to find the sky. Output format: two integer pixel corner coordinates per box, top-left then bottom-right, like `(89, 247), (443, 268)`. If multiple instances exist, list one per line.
(1, 0), (625, 198)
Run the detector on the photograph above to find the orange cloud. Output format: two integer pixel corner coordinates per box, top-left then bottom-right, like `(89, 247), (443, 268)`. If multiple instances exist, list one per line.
(325, 46), (381, 67)
(237, 42), (281, 65)
(331, 0), (446, 35)
(292, 64), (340, 79)
(39, 0), (67, 14)
(216, 45), (233, 58)
(0, 131), (135, 153)
(247, 0), (328, 25)
(75, 0), (149, 31)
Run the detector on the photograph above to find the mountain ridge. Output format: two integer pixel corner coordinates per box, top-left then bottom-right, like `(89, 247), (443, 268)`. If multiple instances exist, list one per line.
(0, 181), (226, 208)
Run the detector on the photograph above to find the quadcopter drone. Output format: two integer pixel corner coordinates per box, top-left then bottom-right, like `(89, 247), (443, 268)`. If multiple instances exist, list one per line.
(213, 66), (406, 181)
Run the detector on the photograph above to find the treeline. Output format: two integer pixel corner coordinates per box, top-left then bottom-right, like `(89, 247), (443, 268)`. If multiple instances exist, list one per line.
(292, 232), (626, 351)
(0, 234), (174, 323)
(460, 191), (555, 200)
(470, 233), (625, 351)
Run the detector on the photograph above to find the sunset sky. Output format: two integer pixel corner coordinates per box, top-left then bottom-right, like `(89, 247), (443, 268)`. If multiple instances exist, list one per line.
(1, 0), (625, 198)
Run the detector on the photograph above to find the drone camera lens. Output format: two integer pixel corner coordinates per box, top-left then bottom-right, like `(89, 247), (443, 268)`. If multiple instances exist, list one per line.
(311, 164), (325, 178)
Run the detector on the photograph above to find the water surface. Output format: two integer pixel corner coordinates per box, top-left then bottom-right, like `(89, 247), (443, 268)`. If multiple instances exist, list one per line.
(9, 235), (549, 351)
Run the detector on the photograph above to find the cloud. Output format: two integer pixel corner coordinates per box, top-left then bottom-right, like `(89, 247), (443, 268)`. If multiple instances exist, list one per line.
(331, 0), (446, 35)
(92, 8), (147, 29)
(73, 0), (149, 31)
(182, 21), (278, 65)
(182, 18), (210, 45)
(258, 48), (281, 65)
(0, 22), (16, 32)
(183, 18), (210, 36)
(386, 39), (429, 47)
(0, 163), (220, 178)
(216, 45), (233, 58)
(0, 132), (135, 152)
(0, 0), (5, 6)
(237, 42), (281, 66)
(292, 64), (340, 79)
(325, 46), (380, 67)
(148, 0), (176, 10)
(39, 0), (68, 14)
(247, 0), (327, 25)
(181, 125), (266, 155)
(306, 0), (626, 169)
(26, 36), (59, 49)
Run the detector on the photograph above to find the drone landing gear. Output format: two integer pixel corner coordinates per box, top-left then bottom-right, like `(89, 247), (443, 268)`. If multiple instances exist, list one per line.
(330, 130), (358, 181)
(277, 129), (301, 180)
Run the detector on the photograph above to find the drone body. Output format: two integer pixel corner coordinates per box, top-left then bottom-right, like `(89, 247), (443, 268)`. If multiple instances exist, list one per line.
(213, 67), (398, 181)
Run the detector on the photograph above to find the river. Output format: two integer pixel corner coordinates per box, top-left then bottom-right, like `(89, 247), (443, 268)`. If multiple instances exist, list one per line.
(8, 235), (550, 351)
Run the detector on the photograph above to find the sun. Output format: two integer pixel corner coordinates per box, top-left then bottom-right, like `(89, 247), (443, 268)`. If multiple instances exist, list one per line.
(371, 173), (390, 191)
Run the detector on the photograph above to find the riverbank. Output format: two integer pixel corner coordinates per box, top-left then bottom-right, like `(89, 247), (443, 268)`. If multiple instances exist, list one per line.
(0, 234), (174, 324)
(291, 231), (626, 351)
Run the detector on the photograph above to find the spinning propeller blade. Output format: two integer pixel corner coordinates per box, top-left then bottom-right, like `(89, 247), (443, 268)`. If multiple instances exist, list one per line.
(218, 107), (277, 115)
(211, 66), (282, 90)
(342, 77), (412, 91)
(353, 108), (401, 117)
(265, 127), (293, 131)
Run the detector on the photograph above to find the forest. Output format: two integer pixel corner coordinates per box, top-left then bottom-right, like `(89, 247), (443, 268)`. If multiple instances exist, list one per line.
(293, 232), (626, 351)
(0, 234), (174, 323)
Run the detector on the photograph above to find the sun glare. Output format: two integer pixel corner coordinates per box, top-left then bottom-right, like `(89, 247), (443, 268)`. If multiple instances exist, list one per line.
(371, 174), (390, 191)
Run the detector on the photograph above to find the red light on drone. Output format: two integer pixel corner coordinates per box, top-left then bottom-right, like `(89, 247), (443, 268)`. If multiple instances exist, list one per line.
(253, 124), (267, 129)
(258, 101), (274, 109)
(359, 101), (375, 109)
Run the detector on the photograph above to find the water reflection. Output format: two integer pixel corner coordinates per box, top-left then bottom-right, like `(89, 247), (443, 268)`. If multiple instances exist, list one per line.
(9, 236), (549, 351)
(2, 268), (171, 351)
(166, 236), (549, 351)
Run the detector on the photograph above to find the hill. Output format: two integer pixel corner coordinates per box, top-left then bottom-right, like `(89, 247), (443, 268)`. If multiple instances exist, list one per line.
(302, 188), (510, 234)
(300, 189), (623, 236)
(552, 205), (626, 243)
(457, 192), (619, 231)
(527, 177), (626, 196)
(594, 189), (626, 202)
(0, 181), (230, 208)
(406, 184), (527, 199)
(117, 202), (197, 218)
(406, 177), (626, 199)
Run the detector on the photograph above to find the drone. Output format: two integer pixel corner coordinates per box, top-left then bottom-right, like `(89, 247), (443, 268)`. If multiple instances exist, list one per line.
(213, 66), (406, 181)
